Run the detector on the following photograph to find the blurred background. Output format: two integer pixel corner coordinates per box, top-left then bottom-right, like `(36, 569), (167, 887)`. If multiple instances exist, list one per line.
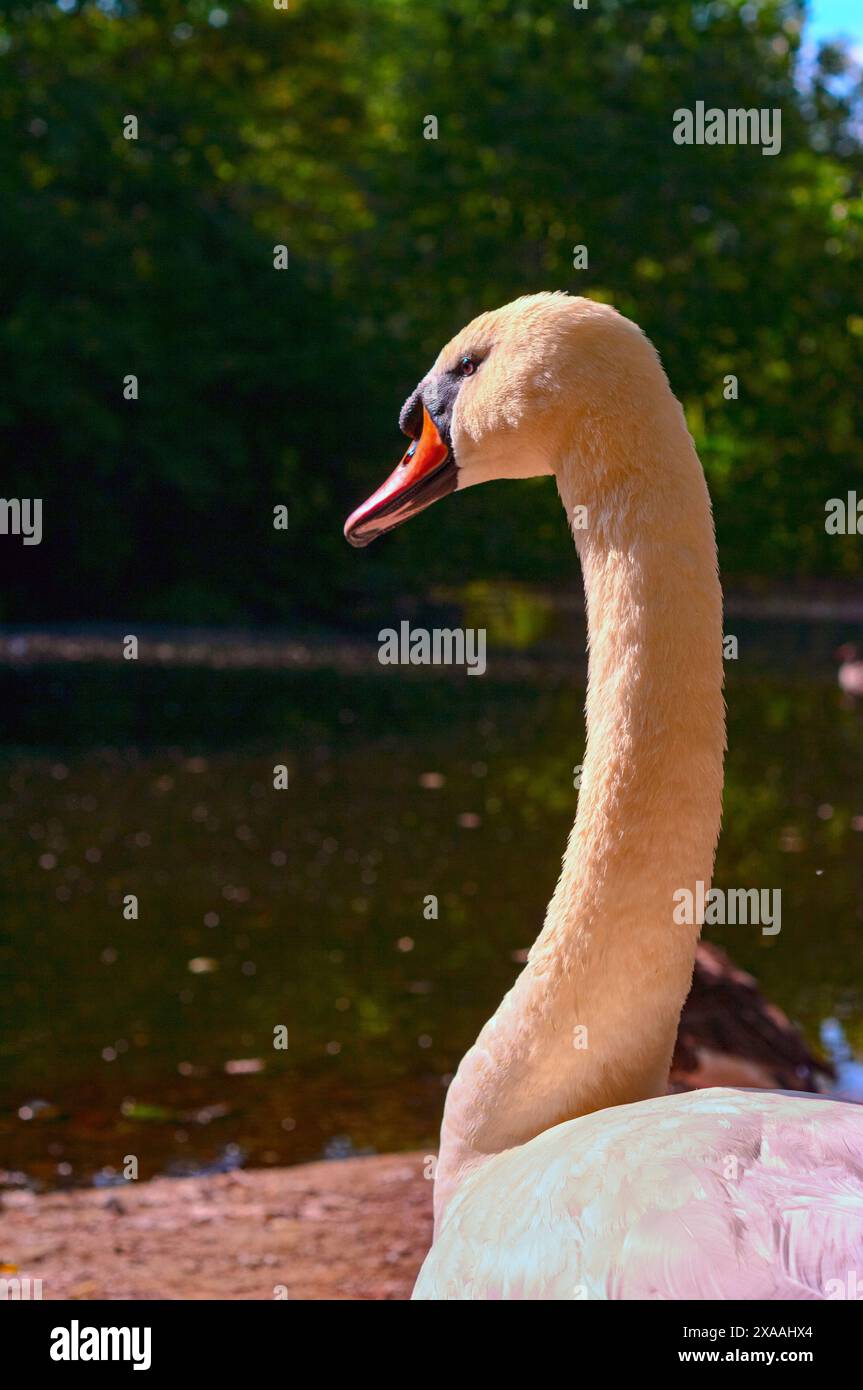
(1, 0), (862, 1192)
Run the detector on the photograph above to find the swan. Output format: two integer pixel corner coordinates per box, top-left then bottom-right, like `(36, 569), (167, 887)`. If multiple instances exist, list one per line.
(344, 293), (863, 1300)
(671, 941), (831, 1094)
(837, 643), (863, 699)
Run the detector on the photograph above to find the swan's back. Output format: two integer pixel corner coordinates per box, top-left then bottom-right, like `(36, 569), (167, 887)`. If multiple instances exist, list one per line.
(413, 1088), (863, 1300)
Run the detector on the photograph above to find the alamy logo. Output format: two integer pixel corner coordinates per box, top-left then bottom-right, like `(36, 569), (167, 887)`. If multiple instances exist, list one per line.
(0, 497), (42, 545)
(672, 881), (781, 936)
(825, 492), (863, 535)
(673, 102), (781, 156)
(50, 1320), (152, 1371)
(0, 1276), (42, 1299)
(378, 621), (487, 676)
(824, 1271), (863, 1300)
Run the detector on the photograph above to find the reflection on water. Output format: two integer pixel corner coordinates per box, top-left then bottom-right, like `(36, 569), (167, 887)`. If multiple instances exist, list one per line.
(1, 632), (862, 1189)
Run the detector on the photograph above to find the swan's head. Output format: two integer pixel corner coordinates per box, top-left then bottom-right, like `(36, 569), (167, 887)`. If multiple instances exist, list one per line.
(344, 292), (659, 546)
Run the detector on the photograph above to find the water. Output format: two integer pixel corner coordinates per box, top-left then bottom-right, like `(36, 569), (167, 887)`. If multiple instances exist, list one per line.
(1, 625), (862, 1190)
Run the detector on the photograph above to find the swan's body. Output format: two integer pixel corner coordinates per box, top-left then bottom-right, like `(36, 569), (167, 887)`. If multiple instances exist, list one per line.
(345, 293), (863, 1299)
(414, 1088), (863, 1300)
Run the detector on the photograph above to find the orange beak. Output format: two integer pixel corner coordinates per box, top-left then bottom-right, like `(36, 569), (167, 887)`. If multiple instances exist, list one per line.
(344, 407), (456, 548)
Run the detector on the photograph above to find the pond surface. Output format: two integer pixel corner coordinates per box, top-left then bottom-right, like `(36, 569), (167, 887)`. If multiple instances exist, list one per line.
(1, 622), (863, 1189)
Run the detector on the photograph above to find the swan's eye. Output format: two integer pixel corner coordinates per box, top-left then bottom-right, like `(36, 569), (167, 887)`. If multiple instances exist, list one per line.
(460, 355), (477, 377)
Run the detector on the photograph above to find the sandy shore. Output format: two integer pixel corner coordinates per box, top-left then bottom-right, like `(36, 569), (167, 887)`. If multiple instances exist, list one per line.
(1, 1153), (433, 1301)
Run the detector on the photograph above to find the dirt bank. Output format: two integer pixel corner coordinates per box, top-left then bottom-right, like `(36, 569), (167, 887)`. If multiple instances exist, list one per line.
(1, 1152), (432, 1301)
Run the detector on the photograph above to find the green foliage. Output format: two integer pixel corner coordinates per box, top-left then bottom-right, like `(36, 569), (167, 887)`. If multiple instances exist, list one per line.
(0, 0), (861, 621)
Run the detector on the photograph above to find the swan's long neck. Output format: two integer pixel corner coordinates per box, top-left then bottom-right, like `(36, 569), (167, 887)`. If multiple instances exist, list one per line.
(433, 386), (725, 1232)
